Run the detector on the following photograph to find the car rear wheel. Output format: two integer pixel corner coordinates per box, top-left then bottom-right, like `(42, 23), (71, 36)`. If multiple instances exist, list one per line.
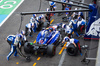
(47, 44), (56, 56)
(24, 42), (32, 54)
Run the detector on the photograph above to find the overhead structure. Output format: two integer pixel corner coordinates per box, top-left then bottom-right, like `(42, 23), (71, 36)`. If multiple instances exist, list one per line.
(46, 0), (89, 9)
(21, 9), (91, 15)
(70, 0), (89, 6)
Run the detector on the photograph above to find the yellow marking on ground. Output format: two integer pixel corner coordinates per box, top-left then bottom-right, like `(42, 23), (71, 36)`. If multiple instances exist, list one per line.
(33, 40), (36, 43)
(37, 57), (41, 60)
(33, 63), (37, 66)
(59, 42), (67, 55)
(50, 19), (54, 24)
(16, 62), (19, 64)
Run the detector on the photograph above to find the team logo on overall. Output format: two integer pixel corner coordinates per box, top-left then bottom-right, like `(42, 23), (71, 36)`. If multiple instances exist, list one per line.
(86, 18), (100, 37)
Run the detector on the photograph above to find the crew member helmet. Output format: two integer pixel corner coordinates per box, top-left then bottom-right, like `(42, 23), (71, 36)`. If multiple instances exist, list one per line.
(65, 37), (70, 42)
(33, 14), (37, 18)
(21, 30), (25, 35)
(62, 24), (66, 28)
(31, 23), (34, 27)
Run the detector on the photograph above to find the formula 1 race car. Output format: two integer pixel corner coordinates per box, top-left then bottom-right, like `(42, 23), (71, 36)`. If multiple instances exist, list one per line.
(24, 27), (62, 56)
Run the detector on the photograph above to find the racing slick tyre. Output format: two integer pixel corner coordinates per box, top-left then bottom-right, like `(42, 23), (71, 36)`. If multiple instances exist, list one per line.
(67, 43), (78, 56)
(24, 42), (32, 54)
(47, 44), (56, 56)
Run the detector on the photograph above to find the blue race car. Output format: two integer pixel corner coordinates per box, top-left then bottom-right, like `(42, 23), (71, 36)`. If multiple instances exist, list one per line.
(24, 27), (62, 56)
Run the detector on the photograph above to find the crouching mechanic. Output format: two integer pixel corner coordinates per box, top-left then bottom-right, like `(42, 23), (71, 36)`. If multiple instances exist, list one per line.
(30, 14), (37, 23)
(62, 36), (82, 55)
(69, 19), (80, 37)
(77, 17), (86, 34)
(30, 14), (38, 32)
(25, 22), (35, 37)
(62, 24), (73, 38)
(6, 34), (21, 61)
(18, 30), (27, 46)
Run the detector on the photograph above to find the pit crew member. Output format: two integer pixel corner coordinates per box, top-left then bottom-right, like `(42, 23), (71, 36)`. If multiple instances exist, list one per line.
(30, 14), (37, 23)
(77, 17), (86, 34)
(69, 19), (80, 37)
(61, 0), (67, 10)
(18, 30), (27, 46)
(6, 34), (21, 61)
(62, 24), (73, 38)
(25, 22), (35, 37)
(62, 36), (82, 55)
(49, 1), (56, 11)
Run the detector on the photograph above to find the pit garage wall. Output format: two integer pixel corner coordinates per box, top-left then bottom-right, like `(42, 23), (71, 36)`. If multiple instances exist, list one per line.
(96, 1), (100, 64)
(84, 0), (100, 40)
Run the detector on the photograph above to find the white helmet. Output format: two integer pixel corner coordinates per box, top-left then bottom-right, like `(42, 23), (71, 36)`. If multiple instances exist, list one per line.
(65, 37), (70, 42)
(62, 24), (66, 28)
(21, 30), (25, 35)
(33, 14), (37, 18)
(31, 23), (34, 27)
(41, 14), (44, 18)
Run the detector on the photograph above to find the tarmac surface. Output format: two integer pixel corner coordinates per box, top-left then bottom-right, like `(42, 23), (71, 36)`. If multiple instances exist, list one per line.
(0, 0), (99, 66)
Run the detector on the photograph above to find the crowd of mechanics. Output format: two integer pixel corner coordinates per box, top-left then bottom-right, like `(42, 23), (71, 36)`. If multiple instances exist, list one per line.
(6, 0), (97, 61)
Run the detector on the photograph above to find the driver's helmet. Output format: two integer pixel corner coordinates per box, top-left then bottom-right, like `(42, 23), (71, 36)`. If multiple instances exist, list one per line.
(33, 14), (37, 18)
(49, 28), (53, 32)
(65, 37), (70, 42)
(21, 30), (25, 35)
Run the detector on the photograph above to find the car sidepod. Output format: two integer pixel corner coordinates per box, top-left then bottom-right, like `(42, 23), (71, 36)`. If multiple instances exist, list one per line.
(47, 31), (60, 46)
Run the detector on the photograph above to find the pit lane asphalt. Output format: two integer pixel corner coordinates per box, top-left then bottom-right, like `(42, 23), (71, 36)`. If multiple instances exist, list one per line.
(0, 0), (98, 66)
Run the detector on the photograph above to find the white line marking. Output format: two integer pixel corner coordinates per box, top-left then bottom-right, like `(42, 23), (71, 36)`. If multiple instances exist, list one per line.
(58, 50), (66, 66)
(0, 0), (24, 27)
